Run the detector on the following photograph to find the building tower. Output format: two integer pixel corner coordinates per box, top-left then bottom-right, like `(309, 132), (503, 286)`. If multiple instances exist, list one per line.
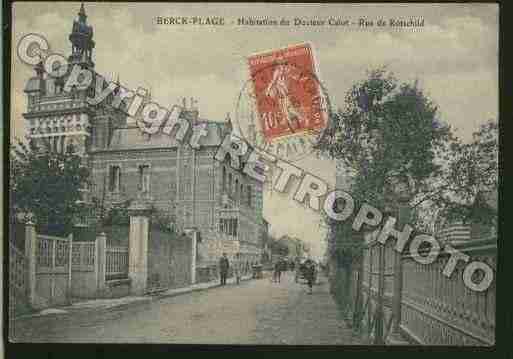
(24, 4), (97, 156)
(23, 3), (99, 220)
(69, 3), (95, 68)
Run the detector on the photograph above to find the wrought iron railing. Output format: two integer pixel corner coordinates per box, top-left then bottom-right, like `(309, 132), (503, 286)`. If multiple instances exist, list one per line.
(106, 246), (129, 279)
(71, 241), (96, 270)
(400, 237), (496, 345)
(9, 241), (28, 339)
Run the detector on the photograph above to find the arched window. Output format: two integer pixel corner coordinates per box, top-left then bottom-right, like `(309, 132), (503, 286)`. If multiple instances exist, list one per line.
(240, 183), (244, 203)
(228, 173), (232, 194)
(235, 178), (239, 199)
(247, 185), (252, 207)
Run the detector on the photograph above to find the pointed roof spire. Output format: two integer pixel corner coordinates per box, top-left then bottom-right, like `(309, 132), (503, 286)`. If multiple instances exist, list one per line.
(35, 60), (45, 77)
(113, 73), (121, 96)
(225, 112), (233, 134)
(78, 3), (87, 20)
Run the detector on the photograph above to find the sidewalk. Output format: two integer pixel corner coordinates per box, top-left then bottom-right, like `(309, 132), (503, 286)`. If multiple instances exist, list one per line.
(16, 274), (255, 320)
(157, 274), (254, 298)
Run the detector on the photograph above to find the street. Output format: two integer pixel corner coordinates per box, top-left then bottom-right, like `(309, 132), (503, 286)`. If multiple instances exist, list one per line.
(12, 272), (361, 345)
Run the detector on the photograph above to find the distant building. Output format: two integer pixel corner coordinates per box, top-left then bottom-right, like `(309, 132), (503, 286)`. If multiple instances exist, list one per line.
(22, 4), (264, 265)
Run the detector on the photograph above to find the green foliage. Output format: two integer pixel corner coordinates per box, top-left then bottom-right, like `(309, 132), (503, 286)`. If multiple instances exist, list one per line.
(149, 205), (178, 233)
(319, 68), (498, 262)
(317, 68), (454, 264)
(100, 200), (178, 234)
(327, 217), (363, 267)
(318, 68), (453, 209)
(409, 119), (498, 230)
(10, 138), (90, 235)
(443, 120), (498, 225)
(102, 200), (131, 226)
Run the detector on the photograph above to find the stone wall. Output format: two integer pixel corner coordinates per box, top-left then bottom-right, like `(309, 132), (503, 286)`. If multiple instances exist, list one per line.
(147, 228), (193, 290)
(168, 234), (193, 289)
(147, 228), (174, 290)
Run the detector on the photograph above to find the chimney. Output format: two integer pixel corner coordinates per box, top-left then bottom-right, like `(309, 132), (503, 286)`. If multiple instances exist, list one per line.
(224, 112), (233, 136)
(181, 96), (199, 124)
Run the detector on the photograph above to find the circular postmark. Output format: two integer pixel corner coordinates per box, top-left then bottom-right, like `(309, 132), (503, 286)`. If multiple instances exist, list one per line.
(235, 61), (334, 162)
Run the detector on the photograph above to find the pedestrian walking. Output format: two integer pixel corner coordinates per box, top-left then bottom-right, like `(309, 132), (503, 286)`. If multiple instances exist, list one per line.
(303, 258), (316, 294)
(273, 259), (282, 283)
(234, 253), (242, 284)
(219, 252), (230, 286)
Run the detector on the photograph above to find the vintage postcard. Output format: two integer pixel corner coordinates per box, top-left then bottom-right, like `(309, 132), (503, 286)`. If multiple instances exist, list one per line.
(7, 2), (498, 348)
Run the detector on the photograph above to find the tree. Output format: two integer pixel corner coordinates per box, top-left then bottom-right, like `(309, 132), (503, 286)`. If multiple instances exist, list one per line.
(98, 199), (178, 234)
(316, 68), (454, 318)
(414, 119), (498, 231)
(10, 139), (90, 235)
(318, 68), (453, 256)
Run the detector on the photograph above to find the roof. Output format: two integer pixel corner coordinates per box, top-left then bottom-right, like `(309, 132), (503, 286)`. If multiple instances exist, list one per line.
(24, 77), (43, 92)
(108, 120), (228, 150)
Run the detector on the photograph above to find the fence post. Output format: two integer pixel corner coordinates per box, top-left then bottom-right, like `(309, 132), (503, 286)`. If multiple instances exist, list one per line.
(24, 221), (37, 309)
(185, 229), (198, 285)
(96, 232), (107, 296)
(374, 244), (385, 344)
(67, 233), (73, 303)
(392, 202), (410, 333)
(128, 200), (151, 295)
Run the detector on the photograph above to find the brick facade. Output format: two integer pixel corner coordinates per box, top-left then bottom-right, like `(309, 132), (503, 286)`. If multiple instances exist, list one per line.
(22, 4), (264, 265)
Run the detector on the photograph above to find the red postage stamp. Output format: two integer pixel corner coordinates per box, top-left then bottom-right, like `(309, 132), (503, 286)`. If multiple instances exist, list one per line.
(247, 43), (328, 141)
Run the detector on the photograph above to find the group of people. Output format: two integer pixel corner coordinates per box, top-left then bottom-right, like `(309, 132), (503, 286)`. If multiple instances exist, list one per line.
(219, 253), (317, 295)
(272, 257), (294, 282)
(218, 252), (260, 286)
(273, 257), (317, 294)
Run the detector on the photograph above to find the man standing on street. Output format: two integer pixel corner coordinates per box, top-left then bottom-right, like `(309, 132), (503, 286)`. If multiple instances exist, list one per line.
(304, 258), (316, 294)
(219, 252), (230, 286)
(234, 253), (242, 285)
(273, 258), (282, 283)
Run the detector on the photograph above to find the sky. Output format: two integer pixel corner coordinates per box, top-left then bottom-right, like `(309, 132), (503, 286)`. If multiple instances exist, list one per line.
(10, 3), (498, 259)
